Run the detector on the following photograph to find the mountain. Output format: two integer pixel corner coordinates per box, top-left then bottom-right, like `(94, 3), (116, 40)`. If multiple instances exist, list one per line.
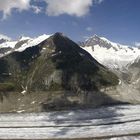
(127, 56), (140, 89)
(81, 35), (140, 70)
(0, 34), (51, 57)
(80, 35), (140, 105)
(0, 34), (11, 44)
(0, 33), (120, 112)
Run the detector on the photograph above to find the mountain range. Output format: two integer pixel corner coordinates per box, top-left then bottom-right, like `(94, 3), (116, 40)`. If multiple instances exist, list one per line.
(81, 35), (140, 104)
(0, 33), (139, 113)
(81, 35), (140, 70)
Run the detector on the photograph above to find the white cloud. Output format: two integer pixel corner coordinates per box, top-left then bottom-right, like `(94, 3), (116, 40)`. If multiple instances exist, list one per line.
(31, 5), (42, 14)
(0, 0), (32, 19)
(44, 0), (104, 17)
(94, 0), (104, 4)
(134, 42), (140, 47)
(44, 0), (93, 17)
(0, 0), (104, 19)
(86, 27), (93, 32)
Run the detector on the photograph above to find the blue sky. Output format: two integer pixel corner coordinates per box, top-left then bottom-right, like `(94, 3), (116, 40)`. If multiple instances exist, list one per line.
(0, 0), (140, 45)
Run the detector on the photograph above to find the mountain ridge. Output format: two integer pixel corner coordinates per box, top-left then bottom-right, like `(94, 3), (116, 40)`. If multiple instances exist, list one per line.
(81, 35), (140, 70)
(0, 34), (11, 44)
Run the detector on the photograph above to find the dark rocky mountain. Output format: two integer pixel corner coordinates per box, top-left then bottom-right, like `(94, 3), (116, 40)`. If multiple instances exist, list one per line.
(0, 33), (120, 112)
(81, 35), (119, 50)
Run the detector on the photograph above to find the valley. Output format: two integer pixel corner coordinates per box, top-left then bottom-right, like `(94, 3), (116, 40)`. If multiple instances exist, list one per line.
(0, 0), (139, 139)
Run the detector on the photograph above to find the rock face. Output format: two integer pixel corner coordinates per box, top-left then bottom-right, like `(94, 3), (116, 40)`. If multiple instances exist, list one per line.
(127, 57), (140, 90)
(0, 33), (121, 112)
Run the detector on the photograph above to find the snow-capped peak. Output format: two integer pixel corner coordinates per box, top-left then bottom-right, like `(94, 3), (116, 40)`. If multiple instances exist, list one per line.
(84, 34), (132, 51)
(19, 36), (31, 41)
(0, 34), (52, 58)
(0, 34), (11, 44)
(0, 34), (11, 40)
(15, 34), (51, 52)
(82, 35), (140, 70)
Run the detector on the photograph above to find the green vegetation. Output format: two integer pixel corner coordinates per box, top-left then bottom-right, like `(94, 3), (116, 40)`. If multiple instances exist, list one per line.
(0, 83), (15, 92)
(97, 69), (119, 86)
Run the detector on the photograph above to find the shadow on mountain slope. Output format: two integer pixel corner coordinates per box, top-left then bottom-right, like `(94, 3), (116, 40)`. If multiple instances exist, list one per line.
(40, 33), (123, 111)
(0, 33), (126, 113)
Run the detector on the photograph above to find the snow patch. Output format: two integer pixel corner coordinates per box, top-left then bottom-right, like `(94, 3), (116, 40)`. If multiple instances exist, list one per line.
(15, 34), (51, 52)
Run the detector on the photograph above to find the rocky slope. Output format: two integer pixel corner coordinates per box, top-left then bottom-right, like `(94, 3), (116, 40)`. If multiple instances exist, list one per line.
(0, 33), (121, 112)
(127, 56), (140, 90)
(81, 35), (140, 104)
